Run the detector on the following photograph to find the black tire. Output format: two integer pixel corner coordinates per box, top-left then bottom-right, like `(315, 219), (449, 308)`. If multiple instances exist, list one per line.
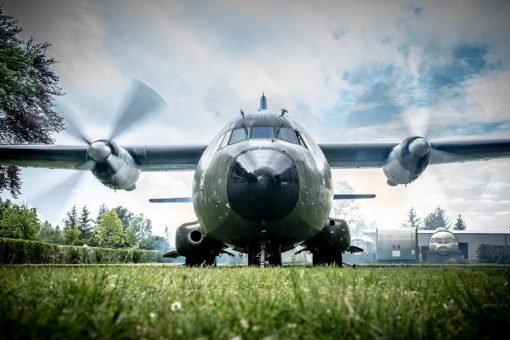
(268, 247), (282, 266)
(185, 253), (217, 267)
(247, 245), (260, 266)
(313, 252), (343, 267)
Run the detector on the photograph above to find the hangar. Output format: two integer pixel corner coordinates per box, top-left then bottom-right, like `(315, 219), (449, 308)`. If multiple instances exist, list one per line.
(356, 229), (510, 262)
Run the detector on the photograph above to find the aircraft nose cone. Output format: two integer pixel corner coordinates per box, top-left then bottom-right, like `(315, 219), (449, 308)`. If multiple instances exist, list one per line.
(227, 149), (299, 223)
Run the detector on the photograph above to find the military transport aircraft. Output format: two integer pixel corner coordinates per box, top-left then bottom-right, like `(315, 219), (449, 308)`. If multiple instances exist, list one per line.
(1, 81), (510, 266)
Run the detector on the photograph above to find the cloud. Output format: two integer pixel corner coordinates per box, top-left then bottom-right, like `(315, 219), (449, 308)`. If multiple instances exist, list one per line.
(1, 0), (509, 235)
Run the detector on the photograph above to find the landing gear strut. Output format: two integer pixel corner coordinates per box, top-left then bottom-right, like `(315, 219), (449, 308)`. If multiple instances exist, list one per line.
(247, 243), (282, 267)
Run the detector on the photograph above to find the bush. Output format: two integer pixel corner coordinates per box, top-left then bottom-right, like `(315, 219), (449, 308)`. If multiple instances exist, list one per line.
(0, 238), (163, 264)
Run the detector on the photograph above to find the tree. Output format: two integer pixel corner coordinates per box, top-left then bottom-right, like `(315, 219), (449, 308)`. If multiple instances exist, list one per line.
(423, 206), (451, 230)
(331, 181), (368, 231)
(125, 214), (152, 247)
(97, 209), (126, 248)
(0, 201), (40, 239)
(114, 206), (134, 230)
(453, 213), (467, 231)
(38, 221), (64, 244)
(0, 7), (63, 197)
(63, 205), (80, 245)
(140, 235), (169, 251)
(77, 205), (93, 244)
(401, 206), (421, 228)
(96, 204), (107, 224)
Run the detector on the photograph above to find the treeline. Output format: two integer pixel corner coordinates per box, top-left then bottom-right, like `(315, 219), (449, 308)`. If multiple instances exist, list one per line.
(401, 206), (467, 230)
(0, 199), (169, 251)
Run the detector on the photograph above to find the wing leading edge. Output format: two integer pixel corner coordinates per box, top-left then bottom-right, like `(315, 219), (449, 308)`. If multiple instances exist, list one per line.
(319, 139), (510, 168)
(1, 139), (509, 173)
(0, 144), (207, 171)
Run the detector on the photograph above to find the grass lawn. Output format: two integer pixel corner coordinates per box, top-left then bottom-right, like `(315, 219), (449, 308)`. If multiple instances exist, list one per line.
(1, 265), (509, 339)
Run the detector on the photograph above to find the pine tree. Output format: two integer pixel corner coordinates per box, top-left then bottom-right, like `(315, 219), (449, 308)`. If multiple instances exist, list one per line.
(401, 207), (421, 228)
(63, 205), (79, 245)
(78, 205), (92, 244)
(38, 221), (64, 244)
(453, 213), (467, 231)
(96, 204), (107, 224)
(423, 206), (451, 230)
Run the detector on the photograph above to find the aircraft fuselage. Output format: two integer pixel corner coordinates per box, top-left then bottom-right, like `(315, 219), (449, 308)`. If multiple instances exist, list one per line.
(192, 111), (333, 252)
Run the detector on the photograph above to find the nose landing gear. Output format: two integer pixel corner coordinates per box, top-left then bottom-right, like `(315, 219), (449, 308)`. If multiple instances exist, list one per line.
(248, 243), (282, 267)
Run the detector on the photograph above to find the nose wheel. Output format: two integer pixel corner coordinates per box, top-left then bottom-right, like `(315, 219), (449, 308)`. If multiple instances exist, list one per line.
(248, 243), (282, 267)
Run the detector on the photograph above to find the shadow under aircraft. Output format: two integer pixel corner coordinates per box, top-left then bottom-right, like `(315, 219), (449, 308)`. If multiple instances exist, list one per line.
(1, 81), (509, 266)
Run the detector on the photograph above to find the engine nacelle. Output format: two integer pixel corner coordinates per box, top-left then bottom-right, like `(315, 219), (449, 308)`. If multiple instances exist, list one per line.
(304, 218), (351, 256)
(88, 140), (140, 191)
(383, 136), (431, 186)
(175, 222), (224, 259)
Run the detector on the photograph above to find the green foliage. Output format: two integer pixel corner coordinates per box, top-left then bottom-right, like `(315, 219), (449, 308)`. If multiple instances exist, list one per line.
(139, 235), (169, 251)
(125, 213), (153, 247)
(423, 206), (451, 230)
(63, 205), (80, 245)
(0, 200), (40, 239)
(97, 210), (126, 248)
(77, 205), (93, 244)
(38, 221), (64, 244)
(453, 213), (467, 231)
(114, 206), (134, 230)
(401, 206), (421, 228)
(0, 237), (162, 264)
(96, 203), (107, 224)
(0, 7), (63, 196)
(0, 266), (508, 339)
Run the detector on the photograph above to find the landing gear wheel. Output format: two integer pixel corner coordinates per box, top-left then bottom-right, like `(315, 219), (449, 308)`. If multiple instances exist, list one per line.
(268, 246), (282, 266)
(248, 245), (260, 266)
(312, 252), (343, 267)
(185, 254), (217, 267)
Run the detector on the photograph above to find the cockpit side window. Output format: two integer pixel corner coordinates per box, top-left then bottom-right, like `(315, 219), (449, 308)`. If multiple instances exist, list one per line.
(276, 127), (298, 144)
(295, 131), (308, 149)
(229, 128), (249, 144)
(218, 130), (232, 150)
(251, 126), (274, 138)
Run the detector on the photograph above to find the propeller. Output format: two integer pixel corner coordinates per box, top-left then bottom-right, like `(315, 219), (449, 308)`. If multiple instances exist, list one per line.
(344, 76), (493, 220)
(109, 79), (165, 140)
(36, 80), (167, 206)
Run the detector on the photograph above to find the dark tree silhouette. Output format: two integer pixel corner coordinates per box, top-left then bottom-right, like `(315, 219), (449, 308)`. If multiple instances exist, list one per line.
(0, 7), (63, 197)
(453, 213), (467, 231)
(423, 206), (451, 230)
(401, 206), (421, 228)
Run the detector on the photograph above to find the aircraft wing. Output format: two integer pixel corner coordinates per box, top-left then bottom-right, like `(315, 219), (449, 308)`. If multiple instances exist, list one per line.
(319, 139), (510, 168)
(0, 144), (207, 171)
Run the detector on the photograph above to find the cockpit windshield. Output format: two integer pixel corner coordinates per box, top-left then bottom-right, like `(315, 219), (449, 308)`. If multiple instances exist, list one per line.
(229, 128), (249, 144)
(276, 127), (299, 144)
(218, 125), (303, 150)
(252, 127), (274, 138)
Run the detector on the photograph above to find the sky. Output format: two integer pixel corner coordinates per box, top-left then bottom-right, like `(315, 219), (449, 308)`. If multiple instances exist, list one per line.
(2, 0), (510, 238)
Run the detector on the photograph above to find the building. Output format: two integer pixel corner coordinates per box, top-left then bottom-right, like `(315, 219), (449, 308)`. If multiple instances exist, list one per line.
(362, 229), (510, 261)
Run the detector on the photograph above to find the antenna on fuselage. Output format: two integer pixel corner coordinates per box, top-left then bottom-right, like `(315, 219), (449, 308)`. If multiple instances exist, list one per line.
(240, 109), (245, 118)
(280, 108), (287, 117)
(259, 93), (267, 110)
